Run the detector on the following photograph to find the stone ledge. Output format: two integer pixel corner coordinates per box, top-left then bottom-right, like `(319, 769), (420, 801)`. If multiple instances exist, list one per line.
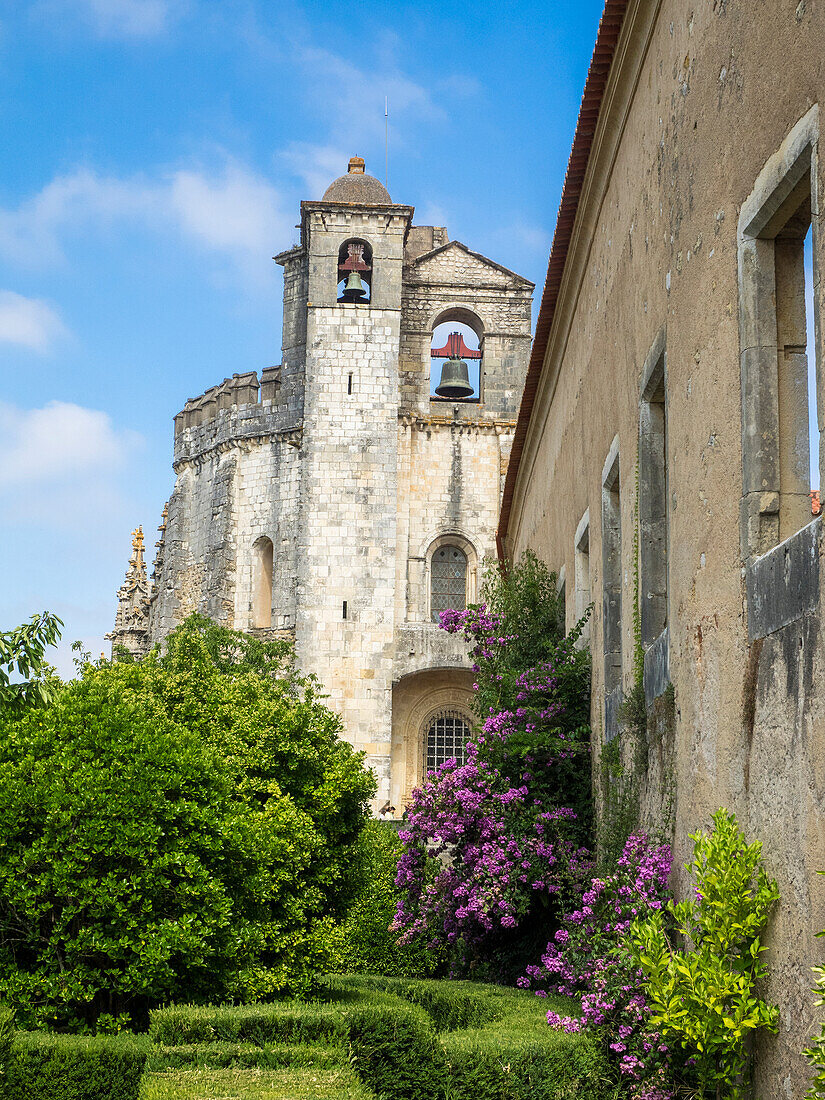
(746, 517), (821, 641)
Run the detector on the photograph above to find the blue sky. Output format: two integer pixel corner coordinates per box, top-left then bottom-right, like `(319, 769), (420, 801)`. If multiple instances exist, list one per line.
(0, 0), (606, 673)
(6, 0), (816, 676)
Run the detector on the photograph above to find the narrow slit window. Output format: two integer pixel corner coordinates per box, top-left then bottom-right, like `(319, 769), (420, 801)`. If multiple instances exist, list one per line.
(342, 600), (348, 620)
(347, 373), (353, 395)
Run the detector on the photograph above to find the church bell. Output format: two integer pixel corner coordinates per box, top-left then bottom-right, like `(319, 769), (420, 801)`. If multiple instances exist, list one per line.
(342, 271), (367, 301)
(435, 357), (474, 399)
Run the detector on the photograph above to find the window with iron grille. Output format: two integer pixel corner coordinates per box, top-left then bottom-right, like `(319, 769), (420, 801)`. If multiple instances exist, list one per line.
(430, 545), (467, 622)
(425, 710), (470, 773)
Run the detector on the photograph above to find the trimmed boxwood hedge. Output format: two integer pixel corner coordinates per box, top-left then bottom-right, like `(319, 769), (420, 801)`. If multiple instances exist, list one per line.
(149, 1001), (349, 1046)
(6, 1032), (147, 1100)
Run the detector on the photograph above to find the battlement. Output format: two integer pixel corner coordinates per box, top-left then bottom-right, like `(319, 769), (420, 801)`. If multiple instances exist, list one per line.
(174, 367), (283, 437)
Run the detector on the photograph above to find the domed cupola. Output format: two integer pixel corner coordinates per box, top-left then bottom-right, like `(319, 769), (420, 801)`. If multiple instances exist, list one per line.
(321, 156), (392, 204)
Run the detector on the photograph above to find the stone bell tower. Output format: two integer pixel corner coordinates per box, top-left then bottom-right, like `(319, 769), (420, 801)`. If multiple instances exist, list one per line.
(290, 157), (414, 800)
(113, 154), (534, 813)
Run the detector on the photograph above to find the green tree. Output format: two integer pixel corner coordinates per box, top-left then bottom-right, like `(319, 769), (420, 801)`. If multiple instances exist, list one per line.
(327, 821), (444, 978)
(0, 616), (374, 1029)
(0, 612), (63, 716)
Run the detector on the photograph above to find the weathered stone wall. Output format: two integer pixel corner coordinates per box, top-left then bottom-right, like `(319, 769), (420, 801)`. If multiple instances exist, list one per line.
(502, 0), (825, 1092)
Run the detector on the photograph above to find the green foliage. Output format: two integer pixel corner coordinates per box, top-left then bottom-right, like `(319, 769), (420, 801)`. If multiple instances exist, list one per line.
(327, 974), (500, 1032)
(326, 821), (444, 979)
(146, 1040), (347, 1072)
(0, 615), (374, 1030)
(631, 809), (780, 1099)
(150, 1001), (349, 1046)
(0, 612), (63, 716)
(803, 872), (825, 1098)
(146, 977), (611, 1100)
(6, 1032), (147, 1100)
(474, 550), (580, 721)
(0, 1003), (13, 1085)
(346, 996), (446, 1100)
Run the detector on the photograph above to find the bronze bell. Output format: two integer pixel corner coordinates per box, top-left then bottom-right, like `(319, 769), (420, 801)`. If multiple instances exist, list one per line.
(435, 357), (474, 399)
(342, 271), (367, 302)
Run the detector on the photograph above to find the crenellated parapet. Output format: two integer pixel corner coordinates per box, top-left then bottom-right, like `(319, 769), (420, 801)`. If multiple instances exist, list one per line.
(172, 366), (300, 467)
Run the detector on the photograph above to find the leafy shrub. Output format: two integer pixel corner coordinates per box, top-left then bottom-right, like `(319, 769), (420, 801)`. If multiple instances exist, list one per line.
(0, 616), (374, 1029)
(523, 834), (672, 1093)
(326, 822), (443, 978)
(631, 809), (779, 1100)
(0, 612), (63, 716)
(6, 1032), (147, 1100)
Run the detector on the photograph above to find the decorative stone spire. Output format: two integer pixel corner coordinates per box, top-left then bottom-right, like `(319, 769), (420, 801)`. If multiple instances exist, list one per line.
(107, 527), (151, 660)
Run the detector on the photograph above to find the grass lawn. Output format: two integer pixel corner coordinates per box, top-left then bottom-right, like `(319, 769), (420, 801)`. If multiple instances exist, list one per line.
(141, 1065), (375, 1100)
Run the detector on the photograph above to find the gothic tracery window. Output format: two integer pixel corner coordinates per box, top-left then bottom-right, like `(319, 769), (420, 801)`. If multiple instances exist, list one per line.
(430, 544), (467, 622)
(425, 709), (470, 773)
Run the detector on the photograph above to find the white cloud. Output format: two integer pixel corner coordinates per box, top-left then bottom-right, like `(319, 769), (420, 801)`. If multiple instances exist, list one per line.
(280, 142), (350, 201)
(0, 291), (68, 351)
(0, 160), (291, 282)
(0, 401), (140, 487)
(169, 164), (289, 258)
(38, 0), (178, 39)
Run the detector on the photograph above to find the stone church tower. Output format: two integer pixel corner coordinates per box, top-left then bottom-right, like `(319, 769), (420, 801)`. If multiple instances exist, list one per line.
(111, 157), (533, 808)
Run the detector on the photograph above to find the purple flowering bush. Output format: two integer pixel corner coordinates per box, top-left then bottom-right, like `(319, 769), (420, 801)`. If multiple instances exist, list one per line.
(522, 834), (675, 1098)
(393, 552), (594, 978)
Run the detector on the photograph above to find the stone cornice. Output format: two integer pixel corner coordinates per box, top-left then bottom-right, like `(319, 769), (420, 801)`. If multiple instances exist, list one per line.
(399, 412), (516, 434)
(173, 427), (303, 471)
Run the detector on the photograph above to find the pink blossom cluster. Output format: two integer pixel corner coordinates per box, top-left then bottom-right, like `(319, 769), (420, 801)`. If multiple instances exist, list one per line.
(522, 834), (674, 1095)
(392, 739), (589, 947)
(392, 604), (591, 953)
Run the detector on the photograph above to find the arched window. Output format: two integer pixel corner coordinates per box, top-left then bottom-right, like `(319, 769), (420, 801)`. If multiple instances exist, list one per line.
(337, 239), (372, 303)
(430, 544), (467, 622)
(430, 310), (483, 401)
(425, 709), (471, 773)
(252, 536), (273, 629)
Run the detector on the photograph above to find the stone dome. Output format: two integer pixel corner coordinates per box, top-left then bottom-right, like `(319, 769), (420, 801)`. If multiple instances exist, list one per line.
(322, 156), (392, 204)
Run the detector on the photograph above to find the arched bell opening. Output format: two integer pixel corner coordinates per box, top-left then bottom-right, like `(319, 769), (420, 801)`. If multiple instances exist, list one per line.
(429, 311), (483, 402)
(337, 239), (372, 304)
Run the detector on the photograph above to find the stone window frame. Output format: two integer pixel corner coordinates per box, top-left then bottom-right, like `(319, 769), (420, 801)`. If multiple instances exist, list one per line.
(425, 532), (478, 623)
(250, 534), (274, 629)
(336, 236), (374, 305)
(428, 304), (485, 404)
(422, 706), (473, 775)
(556, 564), (567, 631)
(738, 104), (822, 560)
(574, 509), (591, 648)
(601, 436), (623, 739)
(639, 329), (668, 648)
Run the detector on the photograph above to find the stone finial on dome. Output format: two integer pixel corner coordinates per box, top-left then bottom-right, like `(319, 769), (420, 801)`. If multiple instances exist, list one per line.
(321, 156), (392, 204)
